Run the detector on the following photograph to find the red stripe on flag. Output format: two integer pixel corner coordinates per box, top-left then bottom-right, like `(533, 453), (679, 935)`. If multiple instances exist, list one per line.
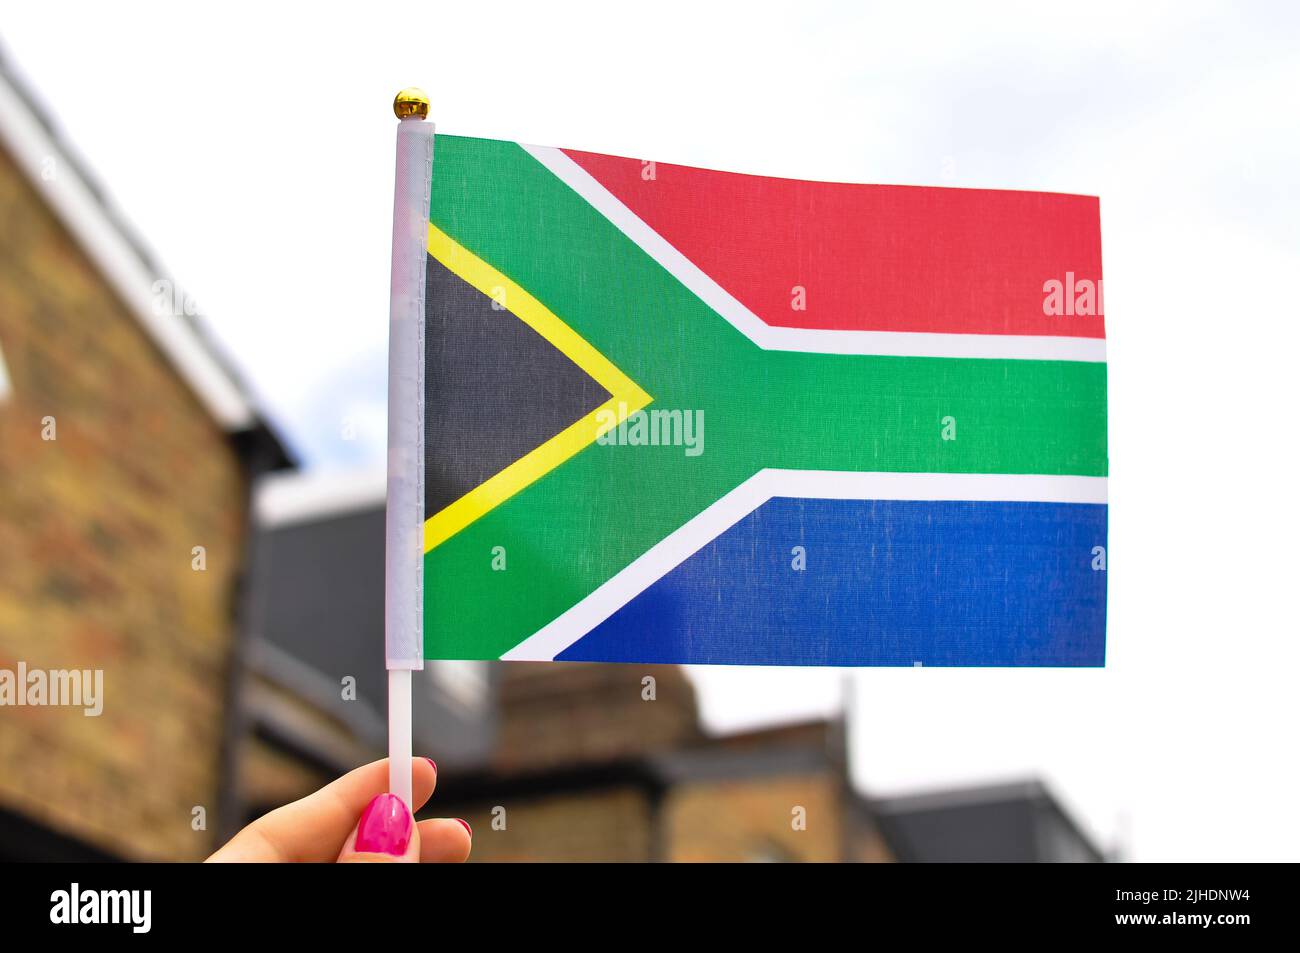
(563, 150), (1105, 339)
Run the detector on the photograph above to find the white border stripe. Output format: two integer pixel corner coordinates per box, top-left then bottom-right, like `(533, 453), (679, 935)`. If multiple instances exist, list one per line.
(523, 145), (1106, 363)
(501, 470), (1107, 661)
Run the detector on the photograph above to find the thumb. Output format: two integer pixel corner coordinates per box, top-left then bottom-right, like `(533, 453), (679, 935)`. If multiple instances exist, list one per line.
(337, 793), (420, 863)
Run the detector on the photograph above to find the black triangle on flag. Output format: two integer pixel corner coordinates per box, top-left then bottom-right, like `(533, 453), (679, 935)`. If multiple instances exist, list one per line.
(423, 253), (611, 519)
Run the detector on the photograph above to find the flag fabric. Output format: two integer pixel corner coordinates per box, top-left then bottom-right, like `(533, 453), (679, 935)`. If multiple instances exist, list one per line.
(421, 135), (1107, 666)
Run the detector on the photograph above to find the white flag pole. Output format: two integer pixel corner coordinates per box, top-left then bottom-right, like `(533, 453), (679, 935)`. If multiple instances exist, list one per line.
(385, 89), (433, 809)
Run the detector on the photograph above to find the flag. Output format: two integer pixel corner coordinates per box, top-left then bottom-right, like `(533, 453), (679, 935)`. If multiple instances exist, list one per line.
(420, 135), (1107, 666)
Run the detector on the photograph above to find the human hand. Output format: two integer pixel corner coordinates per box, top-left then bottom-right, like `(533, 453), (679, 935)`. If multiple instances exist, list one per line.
(206, 757), (471, 863)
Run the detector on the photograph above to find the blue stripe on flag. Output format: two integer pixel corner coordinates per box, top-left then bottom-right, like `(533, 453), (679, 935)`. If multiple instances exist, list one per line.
(557, 498), (1107, 666)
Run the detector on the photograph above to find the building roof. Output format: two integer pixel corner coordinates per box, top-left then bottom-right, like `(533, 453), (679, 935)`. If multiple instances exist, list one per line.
(0, 47), (290, 465)
(871, 779), (1106, 862)
(247, 470), (498, 769)
(255, 467), (388, 528)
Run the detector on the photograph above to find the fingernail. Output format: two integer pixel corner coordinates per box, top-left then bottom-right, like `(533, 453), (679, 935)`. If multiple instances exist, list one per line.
(456, 818), (472, 837)
(423, 757), (437, 773)
(355, 794), (413, 856)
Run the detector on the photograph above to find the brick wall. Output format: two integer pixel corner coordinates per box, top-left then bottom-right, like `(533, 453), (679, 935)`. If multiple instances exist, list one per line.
(494, 662), (701, 772)
(665, 772), (846, 862)
(450, 786), (655, 862)
(438, 771), (893, 862)
(0, 143), (247, 860)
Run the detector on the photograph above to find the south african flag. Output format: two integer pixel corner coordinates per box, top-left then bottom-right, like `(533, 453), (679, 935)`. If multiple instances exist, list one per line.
(420, 136), (1107, 666)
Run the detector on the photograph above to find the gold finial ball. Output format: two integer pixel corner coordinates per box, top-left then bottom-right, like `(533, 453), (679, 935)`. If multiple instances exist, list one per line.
(393, 88), (430, 120)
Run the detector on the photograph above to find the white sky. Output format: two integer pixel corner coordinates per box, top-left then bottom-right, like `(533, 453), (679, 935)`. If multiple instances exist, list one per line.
(3, 1), (1298, 861)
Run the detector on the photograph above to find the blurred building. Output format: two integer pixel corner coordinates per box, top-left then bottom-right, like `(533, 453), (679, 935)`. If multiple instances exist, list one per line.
(0, 56), (1104, 863)
(874, 780), (1107, 863)
(245, 471), (1102, 863)
(439, 669), (890, 862)
(234, 470), (497, 823)
(0, 54), (290, 860)
(246, 470), (891, 861)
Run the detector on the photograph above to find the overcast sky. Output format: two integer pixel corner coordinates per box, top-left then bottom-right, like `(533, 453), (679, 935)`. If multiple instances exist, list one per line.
(4, 1), (1298, 861)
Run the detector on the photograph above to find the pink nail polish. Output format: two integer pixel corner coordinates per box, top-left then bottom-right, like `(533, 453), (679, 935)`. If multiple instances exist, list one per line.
(424, 757), (437, 773)
(456, 818), (472, 837)
(355, 794), (413, 856)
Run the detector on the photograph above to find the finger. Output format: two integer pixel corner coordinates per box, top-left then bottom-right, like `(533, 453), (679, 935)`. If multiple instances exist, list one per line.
(336, 793), (420, 863)
(417, 817), (472, 864)
(207, 757), (438, 862)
